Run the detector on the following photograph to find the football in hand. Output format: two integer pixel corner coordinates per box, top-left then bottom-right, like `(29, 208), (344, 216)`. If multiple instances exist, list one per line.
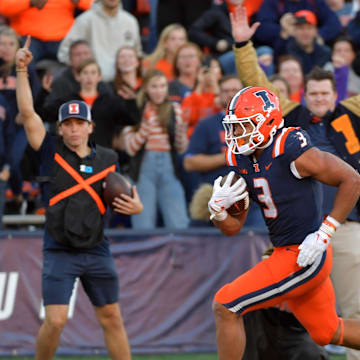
(103, 172), (133, 209)
(220, 173), (249, 216)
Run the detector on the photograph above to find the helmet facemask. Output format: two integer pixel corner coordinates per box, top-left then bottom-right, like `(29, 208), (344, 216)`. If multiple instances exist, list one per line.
(223, 113), (276, 155)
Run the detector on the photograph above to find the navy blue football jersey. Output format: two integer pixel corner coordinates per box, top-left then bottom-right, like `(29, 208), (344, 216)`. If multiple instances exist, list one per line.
(226, 127), (322, 247)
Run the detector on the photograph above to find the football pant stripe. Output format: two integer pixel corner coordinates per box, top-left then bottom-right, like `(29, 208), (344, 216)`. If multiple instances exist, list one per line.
(224, 250), (326, 314)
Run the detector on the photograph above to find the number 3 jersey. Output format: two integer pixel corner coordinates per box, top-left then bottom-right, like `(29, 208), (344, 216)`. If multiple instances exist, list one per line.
(226, 127), (322, 247)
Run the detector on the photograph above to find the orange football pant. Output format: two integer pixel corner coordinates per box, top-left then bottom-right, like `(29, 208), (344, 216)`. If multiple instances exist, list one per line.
(215, 244), (340, 345)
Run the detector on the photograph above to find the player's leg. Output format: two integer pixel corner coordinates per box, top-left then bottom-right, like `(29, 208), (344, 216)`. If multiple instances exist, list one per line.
(213, 246), (296, 359)
(35, 305), (69, 360)
(82, 254), (130, 360)
(213, 244), (331, 359)
(212, 301), (247, 359)
(36, 250), (80, 359)
(94, 303), (131, 360)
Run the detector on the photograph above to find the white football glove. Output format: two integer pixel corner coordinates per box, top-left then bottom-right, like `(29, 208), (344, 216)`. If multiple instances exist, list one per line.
(208, 171), (248, 221)
(297, 216), (340, 267)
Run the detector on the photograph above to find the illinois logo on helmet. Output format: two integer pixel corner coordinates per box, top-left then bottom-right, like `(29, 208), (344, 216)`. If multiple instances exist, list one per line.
(223, 86), (284, 155)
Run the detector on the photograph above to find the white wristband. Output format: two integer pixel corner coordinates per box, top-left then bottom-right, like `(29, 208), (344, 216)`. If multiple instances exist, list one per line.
(320, 215), (340, 237)
(210, 210), (228, 222)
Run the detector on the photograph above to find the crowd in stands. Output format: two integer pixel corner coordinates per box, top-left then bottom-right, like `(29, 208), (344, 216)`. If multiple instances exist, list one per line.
(0, 0), (359, 230)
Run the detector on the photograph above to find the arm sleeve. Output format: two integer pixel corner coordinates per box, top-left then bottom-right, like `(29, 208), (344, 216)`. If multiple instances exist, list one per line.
(340, 94), (360, 117)
(188, 10), (221, 50)
(121, 121), (151, 156)
(233, 41), (299, 117)
(57, 14), (90, 64)
(0, 0), (30, 17)
(254, 0), (282, 44)
(281, 128), (314, 163)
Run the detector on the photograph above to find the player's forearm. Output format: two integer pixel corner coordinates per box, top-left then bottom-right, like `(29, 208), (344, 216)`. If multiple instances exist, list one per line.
(184, 153), (225, 172)
(330, 175), (360, 223)
(213, 211), (247, 236)
(16, 69), (36, 120)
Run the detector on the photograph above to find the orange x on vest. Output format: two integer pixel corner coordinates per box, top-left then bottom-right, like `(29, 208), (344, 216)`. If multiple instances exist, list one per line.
(49, 153), (116, 214)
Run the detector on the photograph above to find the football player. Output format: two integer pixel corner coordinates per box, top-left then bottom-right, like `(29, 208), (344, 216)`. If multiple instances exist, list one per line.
(208, 86), (360, 359)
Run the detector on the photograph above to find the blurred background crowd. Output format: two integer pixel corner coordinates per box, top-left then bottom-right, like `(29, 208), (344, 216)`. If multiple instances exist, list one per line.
(0, 0), (359, 230)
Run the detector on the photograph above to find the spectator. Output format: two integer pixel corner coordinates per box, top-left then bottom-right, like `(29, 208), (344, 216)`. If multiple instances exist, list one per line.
(43, 58), (139, 149)
(275, 10), (331, 74)
(325, 0), (354, 27)
(269, 74), (291, 99)
(156, 0), (212, 36)
(277, 55), (304, 103)
(0, 0), (93, 62)
(188, 1), (234, 57)
(110, 45), (143, 175)
(120, 69), (189, 229)
(0, 26), (40, 211)
(0, 94), (10, 227)
(46, 40), (92, 100)
(143, 23), (187, 81)
(183, 74), (242, 185)
(230, 6), (360, 359)
(181, 57), (222, 138)
(255, 0), (342, 46)
(347, 5), (360, 46)
(39, 39), (93, 124)
(57, 0), (142, 81)
(190, 0), (255, 74)
(168, 42), (203, 103)
(112, 46), (143, 96)
(325, 35), (360, 98)
(256, 45), (274, 77)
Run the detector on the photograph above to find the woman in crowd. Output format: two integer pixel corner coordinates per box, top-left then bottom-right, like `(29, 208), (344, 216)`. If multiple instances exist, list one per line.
(112, 45), (143, 98)
(277, 55), (304, 103)
(325, 35), (360, 98)
(120, 69), (189, 229)
(143, 23), (187, 81)
(181, 56), (223, 138)
(168, 42), (203, 103)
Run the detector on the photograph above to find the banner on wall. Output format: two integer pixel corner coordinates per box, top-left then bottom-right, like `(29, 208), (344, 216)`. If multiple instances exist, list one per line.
(0, 228), (269, 356)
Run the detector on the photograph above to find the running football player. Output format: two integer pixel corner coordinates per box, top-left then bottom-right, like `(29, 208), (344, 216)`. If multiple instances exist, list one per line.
(208, 86), (360, 359)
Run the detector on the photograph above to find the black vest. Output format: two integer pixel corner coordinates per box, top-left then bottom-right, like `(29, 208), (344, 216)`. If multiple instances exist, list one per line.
(46, 138), (118, 249)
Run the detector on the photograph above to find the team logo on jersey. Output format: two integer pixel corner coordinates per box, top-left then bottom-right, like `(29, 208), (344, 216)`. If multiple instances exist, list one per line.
(253, 163), (260, 173)
(69, 103), (80, 114)
(239, 168), (248, 175)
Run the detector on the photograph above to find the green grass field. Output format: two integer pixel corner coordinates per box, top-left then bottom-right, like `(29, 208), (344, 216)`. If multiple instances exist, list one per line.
(0, 353), (347, 360)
